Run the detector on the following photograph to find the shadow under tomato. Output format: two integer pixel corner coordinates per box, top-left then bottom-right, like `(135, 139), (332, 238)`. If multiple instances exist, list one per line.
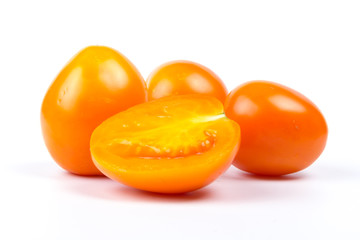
(114, 186), (213, 203)
(11, 161), (213, 203)
(15, 161), (349, 204)
(197, 166), (315, 203)
(230, 171), (306, 181)
(59, 171), (213, 203)
(65, 171), (106, 179)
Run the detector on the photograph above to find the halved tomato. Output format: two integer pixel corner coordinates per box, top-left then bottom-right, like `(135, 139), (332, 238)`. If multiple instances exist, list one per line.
(90, 95), (240, 193)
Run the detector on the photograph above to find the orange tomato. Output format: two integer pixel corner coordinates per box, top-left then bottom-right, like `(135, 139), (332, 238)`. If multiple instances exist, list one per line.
(41, 46), (147, 175)
(90, 95), (240, 193)
(147, 60), (227, 103)
(224, 81), (328, 176)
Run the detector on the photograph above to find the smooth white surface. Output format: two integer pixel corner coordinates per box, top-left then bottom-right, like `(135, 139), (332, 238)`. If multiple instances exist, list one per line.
(1, 0), (359, 239)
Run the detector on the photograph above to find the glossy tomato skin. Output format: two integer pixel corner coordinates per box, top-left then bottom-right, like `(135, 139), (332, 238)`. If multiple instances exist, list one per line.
(225, 81), (328, 176)
(147, 60), (227, 103)
(41, 46), (147, 175)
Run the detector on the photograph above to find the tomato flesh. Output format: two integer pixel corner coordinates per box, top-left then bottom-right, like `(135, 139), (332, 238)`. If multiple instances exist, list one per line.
(90, 95), (240, 193)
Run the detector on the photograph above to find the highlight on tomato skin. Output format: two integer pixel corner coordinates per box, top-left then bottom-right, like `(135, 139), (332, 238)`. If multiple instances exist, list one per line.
(224, 80), (328, 176)
(41, 46), (147, 176)
(90, 95), (241, 194)
(146, 60), (228, 103)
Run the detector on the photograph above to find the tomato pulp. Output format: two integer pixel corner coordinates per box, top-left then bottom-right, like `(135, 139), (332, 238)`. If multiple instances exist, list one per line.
(225, 81), (328, 176)
(90, 95), (240, 193)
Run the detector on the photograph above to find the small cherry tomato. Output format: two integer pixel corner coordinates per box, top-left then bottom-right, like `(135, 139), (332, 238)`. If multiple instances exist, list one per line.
(90, 95), (240, 193)
(224, 81), (328, 176)
(147, 60), (227, 103)
(41, 46), (147, 175)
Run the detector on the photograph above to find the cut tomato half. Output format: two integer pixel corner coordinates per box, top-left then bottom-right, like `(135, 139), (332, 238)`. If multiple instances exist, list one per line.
(90, 95), (240, 193)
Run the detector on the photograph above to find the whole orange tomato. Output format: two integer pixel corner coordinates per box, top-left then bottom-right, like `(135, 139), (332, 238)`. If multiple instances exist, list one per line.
(41, 46), (147, 175)
(225, 81), (328, 176)
(147, 60), (227, 103)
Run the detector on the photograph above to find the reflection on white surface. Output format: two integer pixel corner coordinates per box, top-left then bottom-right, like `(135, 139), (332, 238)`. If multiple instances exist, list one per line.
(187, 73), (213, 93)
(57, 67), (83, 110)
(269, 95), (306, 113)
(234, 96), (258, 116)
(152, 79), (173, 98)
(99, 59), (128, 90)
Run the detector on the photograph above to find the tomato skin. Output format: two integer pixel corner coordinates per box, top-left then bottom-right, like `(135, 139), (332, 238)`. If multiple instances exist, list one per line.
(147, 60), (227, 103)
(90, 95), (240, 193)
(224, 81), (328, 176)
(41, 46), (147, 175)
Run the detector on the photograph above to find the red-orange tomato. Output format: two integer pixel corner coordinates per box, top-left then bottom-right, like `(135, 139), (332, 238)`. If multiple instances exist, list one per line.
(224, 81), (328, 176)
(41, 46), (147, 175)
(147, 60), (227, 103)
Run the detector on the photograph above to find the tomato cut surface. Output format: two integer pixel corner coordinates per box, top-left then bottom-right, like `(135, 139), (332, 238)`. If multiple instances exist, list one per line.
(90, 95), (240, 193)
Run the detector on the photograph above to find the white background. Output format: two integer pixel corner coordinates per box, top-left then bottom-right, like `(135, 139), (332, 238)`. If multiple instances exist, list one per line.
(1, 0), (359, 239)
